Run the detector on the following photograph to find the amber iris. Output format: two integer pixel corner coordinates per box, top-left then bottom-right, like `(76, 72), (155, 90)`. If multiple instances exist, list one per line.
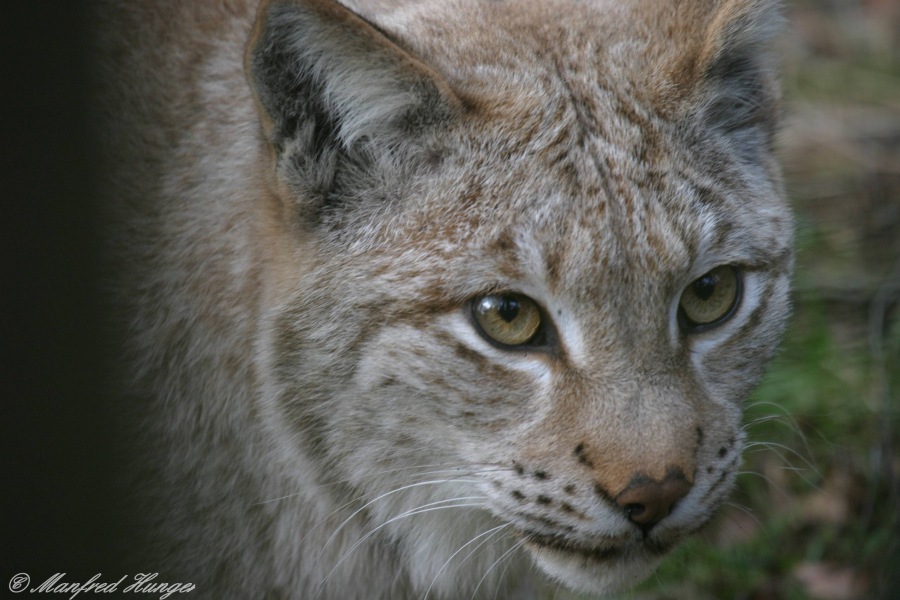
(679, 266), (740, 328)
(473, 293), (542, 346)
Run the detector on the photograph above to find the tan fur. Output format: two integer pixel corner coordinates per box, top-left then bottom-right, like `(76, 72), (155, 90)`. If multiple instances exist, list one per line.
(98, 0), (792, 598)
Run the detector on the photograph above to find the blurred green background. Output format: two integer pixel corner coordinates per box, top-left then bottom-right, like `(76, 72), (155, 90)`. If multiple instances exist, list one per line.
(591, 1), (900, 598)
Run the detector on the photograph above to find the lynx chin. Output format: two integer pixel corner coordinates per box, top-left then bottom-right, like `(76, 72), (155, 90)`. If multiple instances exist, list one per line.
(97, 0), (793, 597)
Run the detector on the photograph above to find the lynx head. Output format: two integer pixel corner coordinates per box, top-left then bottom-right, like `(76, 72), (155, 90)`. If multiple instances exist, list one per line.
(246, 0), (792, 595)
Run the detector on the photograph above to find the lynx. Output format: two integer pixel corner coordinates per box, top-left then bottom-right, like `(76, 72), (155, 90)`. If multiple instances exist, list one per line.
(97, 0), (793, 597)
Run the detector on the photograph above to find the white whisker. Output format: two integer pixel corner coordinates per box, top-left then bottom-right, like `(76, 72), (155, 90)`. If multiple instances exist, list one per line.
(743, 440), (821, 477)
(723, 500), (768, 535)
(490, 538), (519, 600)
(252, 462), (492, 505)
(315, 498), (487, 599)
(316, 478), (482, 566)
(422, 523), (510, 600)
(468, 538), (526, 600)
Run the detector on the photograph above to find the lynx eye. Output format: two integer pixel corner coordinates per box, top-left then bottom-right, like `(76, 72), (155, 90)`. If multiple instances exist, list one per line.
(472, 293), (542, 346)
(679, 266), (741, 329)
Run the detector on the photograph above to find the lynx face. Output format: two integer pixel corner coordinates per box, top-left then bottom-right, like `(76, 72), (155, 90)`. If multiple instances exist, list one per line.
(246, 0), (792, 595)
(104, 0), (792, 597)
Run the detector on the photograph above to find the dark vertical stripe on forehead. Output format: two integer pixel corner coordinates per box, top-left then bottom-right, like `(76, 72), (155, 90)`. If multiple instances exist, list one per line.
(539, 106), (586, 196)
(542, 209), (579, 293)
(550, 55), (606, 147)
(549, 54), (619, 221)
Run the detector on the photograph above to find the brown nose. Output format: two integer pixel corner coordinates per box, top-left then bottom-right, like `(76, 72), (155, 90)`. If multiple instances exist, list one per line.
(615, 470), (692, 529)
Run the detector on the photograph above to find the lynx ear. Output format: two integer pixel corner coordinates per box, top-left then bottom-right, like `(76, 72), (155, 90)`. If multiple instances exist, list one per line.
(661, 0), (783, 153)
(699, 0), (783, 133)
(246, 0), (457, 202)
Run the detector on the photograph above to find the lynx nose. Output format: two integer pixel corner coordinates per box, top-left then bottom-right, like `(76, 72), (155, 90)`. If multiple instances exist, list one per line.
(615, 470), (692, 529)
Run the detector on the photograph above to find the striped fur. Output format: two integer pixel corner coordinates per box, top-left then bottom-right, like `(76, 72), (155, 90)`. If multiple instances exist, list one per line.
(98, 0), (792, 598)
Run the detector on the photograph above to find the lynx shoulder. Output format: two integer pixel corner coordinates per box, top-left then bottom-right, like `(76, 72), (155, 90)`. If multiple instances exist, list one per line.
(97, 0), (793, 598)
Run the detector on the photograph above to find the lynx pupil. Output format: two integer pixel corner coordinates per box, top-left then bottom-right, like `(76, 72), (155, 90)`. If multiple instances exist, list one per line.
(498, 298), (520, 322)
(693, 274), (718, 301)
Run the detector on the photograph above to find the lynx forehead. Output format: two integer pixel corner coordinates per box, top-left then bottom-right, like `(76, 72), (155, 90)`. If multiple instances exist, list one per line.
(99, 0), (792, 597)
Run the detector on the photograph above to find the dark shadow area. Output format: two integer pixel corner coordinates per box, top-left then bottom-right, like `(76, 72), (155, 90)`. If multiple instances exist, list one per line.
(1, 2), (126, 583)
